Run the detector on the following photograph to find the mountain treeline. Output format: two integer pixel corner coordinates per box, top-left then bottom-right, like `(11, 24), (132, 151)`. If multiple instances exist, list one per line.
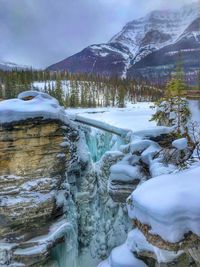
(0, 70), (165, 107)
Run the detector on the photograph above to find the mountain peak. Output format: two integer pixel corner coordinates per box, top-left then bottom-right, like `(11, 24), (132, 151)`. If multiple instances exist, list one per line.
(47, 1), (200, 83)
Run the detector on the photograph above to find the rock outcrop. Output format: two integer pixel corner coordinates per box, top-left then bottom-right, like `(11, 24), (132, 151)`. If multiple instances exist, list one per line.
(0, 91), (133, 266)
(0, 92), (79, 266)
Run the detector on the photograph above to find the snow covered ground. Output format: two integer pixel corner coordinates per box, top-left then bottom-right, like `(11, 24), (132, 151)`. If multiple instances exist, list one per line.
(66, 102), (156, 133)
(189, 100), (200, 124)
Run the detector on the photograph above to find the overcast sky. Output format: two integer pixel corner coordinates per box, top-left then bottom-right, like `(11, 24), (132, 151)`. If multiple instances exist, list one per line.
(0, 0), (195, 68)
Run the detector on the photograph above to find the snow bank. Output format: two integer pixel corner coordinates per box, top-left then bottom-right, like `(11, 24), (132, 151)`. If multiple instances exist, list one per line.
(172, 138), (188, 150)
(110, 163), (142, 182)
(188, 100), (200, 124)
(128, 164), (200, 243)
(133, 126), (174, 138)
(0, 91), (68, 124)
(67, 102), (156, 133)
(109, 244), (147, 267)
(98, 244), (147, 267)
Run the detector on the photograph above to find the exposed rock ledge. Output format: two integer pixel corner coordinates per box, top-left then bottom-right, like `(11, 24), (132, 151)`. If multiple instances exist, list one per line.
(0, 92), (79, 266)
(134, 219), (200, 252)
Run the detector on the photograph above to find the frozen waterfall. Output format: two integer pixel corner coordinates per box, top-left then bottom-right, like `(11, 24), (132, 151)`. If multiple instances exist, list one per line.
(50, 123), (131, 267)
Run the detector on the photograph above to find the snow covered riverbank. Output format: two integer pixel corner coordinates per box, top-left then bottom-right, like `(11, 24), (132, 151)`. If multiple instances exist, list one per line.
(66, 102), (156, 133)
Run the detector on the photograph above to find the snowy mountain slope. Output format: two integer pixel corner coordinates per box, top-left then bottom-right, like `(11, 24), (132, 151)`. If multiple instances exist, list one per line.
(110, 2), (200, 62)
(47, 42), (131, 77)
(0, 61), (32, 71)
(47, 2), (200, 82)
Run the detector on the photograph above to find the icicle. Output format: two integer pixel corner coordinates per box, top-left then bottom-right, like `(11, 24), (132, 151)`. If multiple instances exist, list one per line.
(51, 224), (78, 267)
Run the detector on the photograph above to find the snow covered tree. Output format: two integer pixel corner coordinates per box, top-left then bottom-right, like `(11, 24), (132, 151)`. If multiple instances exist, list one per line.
(152, 56), (190, 135)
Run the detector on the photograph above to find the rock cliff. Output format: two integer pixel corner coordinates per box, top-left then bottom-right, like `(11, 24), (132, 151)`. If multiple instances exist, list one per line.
(0, 92), (79, 266)
(0, 91), (132, 266)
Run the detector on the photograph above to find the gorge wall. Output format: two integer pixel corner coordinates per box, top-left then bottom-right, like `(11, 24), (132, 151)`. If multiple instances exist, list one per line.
(1, 91), (197, 267)
(0, 91), (131, 266)
(0, 116), (79, 266)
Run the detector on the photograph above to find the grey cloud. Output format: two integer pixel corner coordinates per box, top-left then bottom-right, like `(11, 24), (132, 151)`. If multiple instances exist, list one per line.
(0, 0), (195, 68)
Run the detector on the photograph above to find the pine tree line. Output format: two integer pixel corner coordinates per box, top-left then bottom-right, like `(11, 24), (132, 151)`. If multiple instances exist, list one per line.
(35, 77), (164, 108)
(0, 70), (164, 107)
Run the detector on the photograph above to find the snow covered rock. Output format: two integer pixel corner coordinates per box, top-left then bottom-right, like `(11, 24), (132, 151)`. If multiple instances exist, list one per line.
(128, 164), (200, 253)
(109, 154), (147, 203)
(98, 228), (190, 267)
(0, 91), (68, 125)
(109, 243), (148, 267)
(110, 163), (142, 182)
(98, 243), (147, 267)
(126, 229), (183, 264)
(172, 138), (188, 150)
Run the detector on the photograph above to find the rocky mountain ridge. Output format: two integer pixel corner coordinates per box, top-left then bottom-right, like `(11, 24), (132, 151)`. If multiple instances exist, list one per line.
(0, 61), (32, 71)
(47, 2), (200, 83)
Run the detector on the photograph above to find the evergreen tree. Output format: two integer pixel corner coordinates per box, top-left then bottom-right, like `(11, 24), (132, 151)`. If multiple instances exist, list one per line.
(0, 83), (3, 99)
(69, 80), (76, 107)
(44, 82), (48, 93)
(152, 55), (190, 135)
(117, 84), (126, 108)
(166, 54), (187, 98)
(55, 76), (64, 105)
(198, 70), (200, 90)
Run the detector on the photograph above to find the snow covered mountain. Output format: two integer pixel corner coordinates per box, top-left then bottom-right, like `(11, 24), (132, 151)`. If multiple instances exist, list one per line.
(47, 2), (200, 83)
(0, 61), (32, 71)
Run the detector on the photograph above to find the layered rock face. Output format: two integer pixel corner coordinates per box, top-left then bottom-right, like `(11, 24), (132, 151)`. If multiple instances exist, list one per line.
(0, 92), (80, 266)
(0, 118), (79, 266)
(0, 92), (133, 266)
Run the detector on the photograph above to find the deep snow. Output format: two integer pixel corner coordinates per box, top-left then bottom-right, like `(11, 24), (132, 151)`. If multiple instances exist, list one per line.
(128, 163), (200, 243)
(0, 91), (68, 124)
(66, 102), (156, 133)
